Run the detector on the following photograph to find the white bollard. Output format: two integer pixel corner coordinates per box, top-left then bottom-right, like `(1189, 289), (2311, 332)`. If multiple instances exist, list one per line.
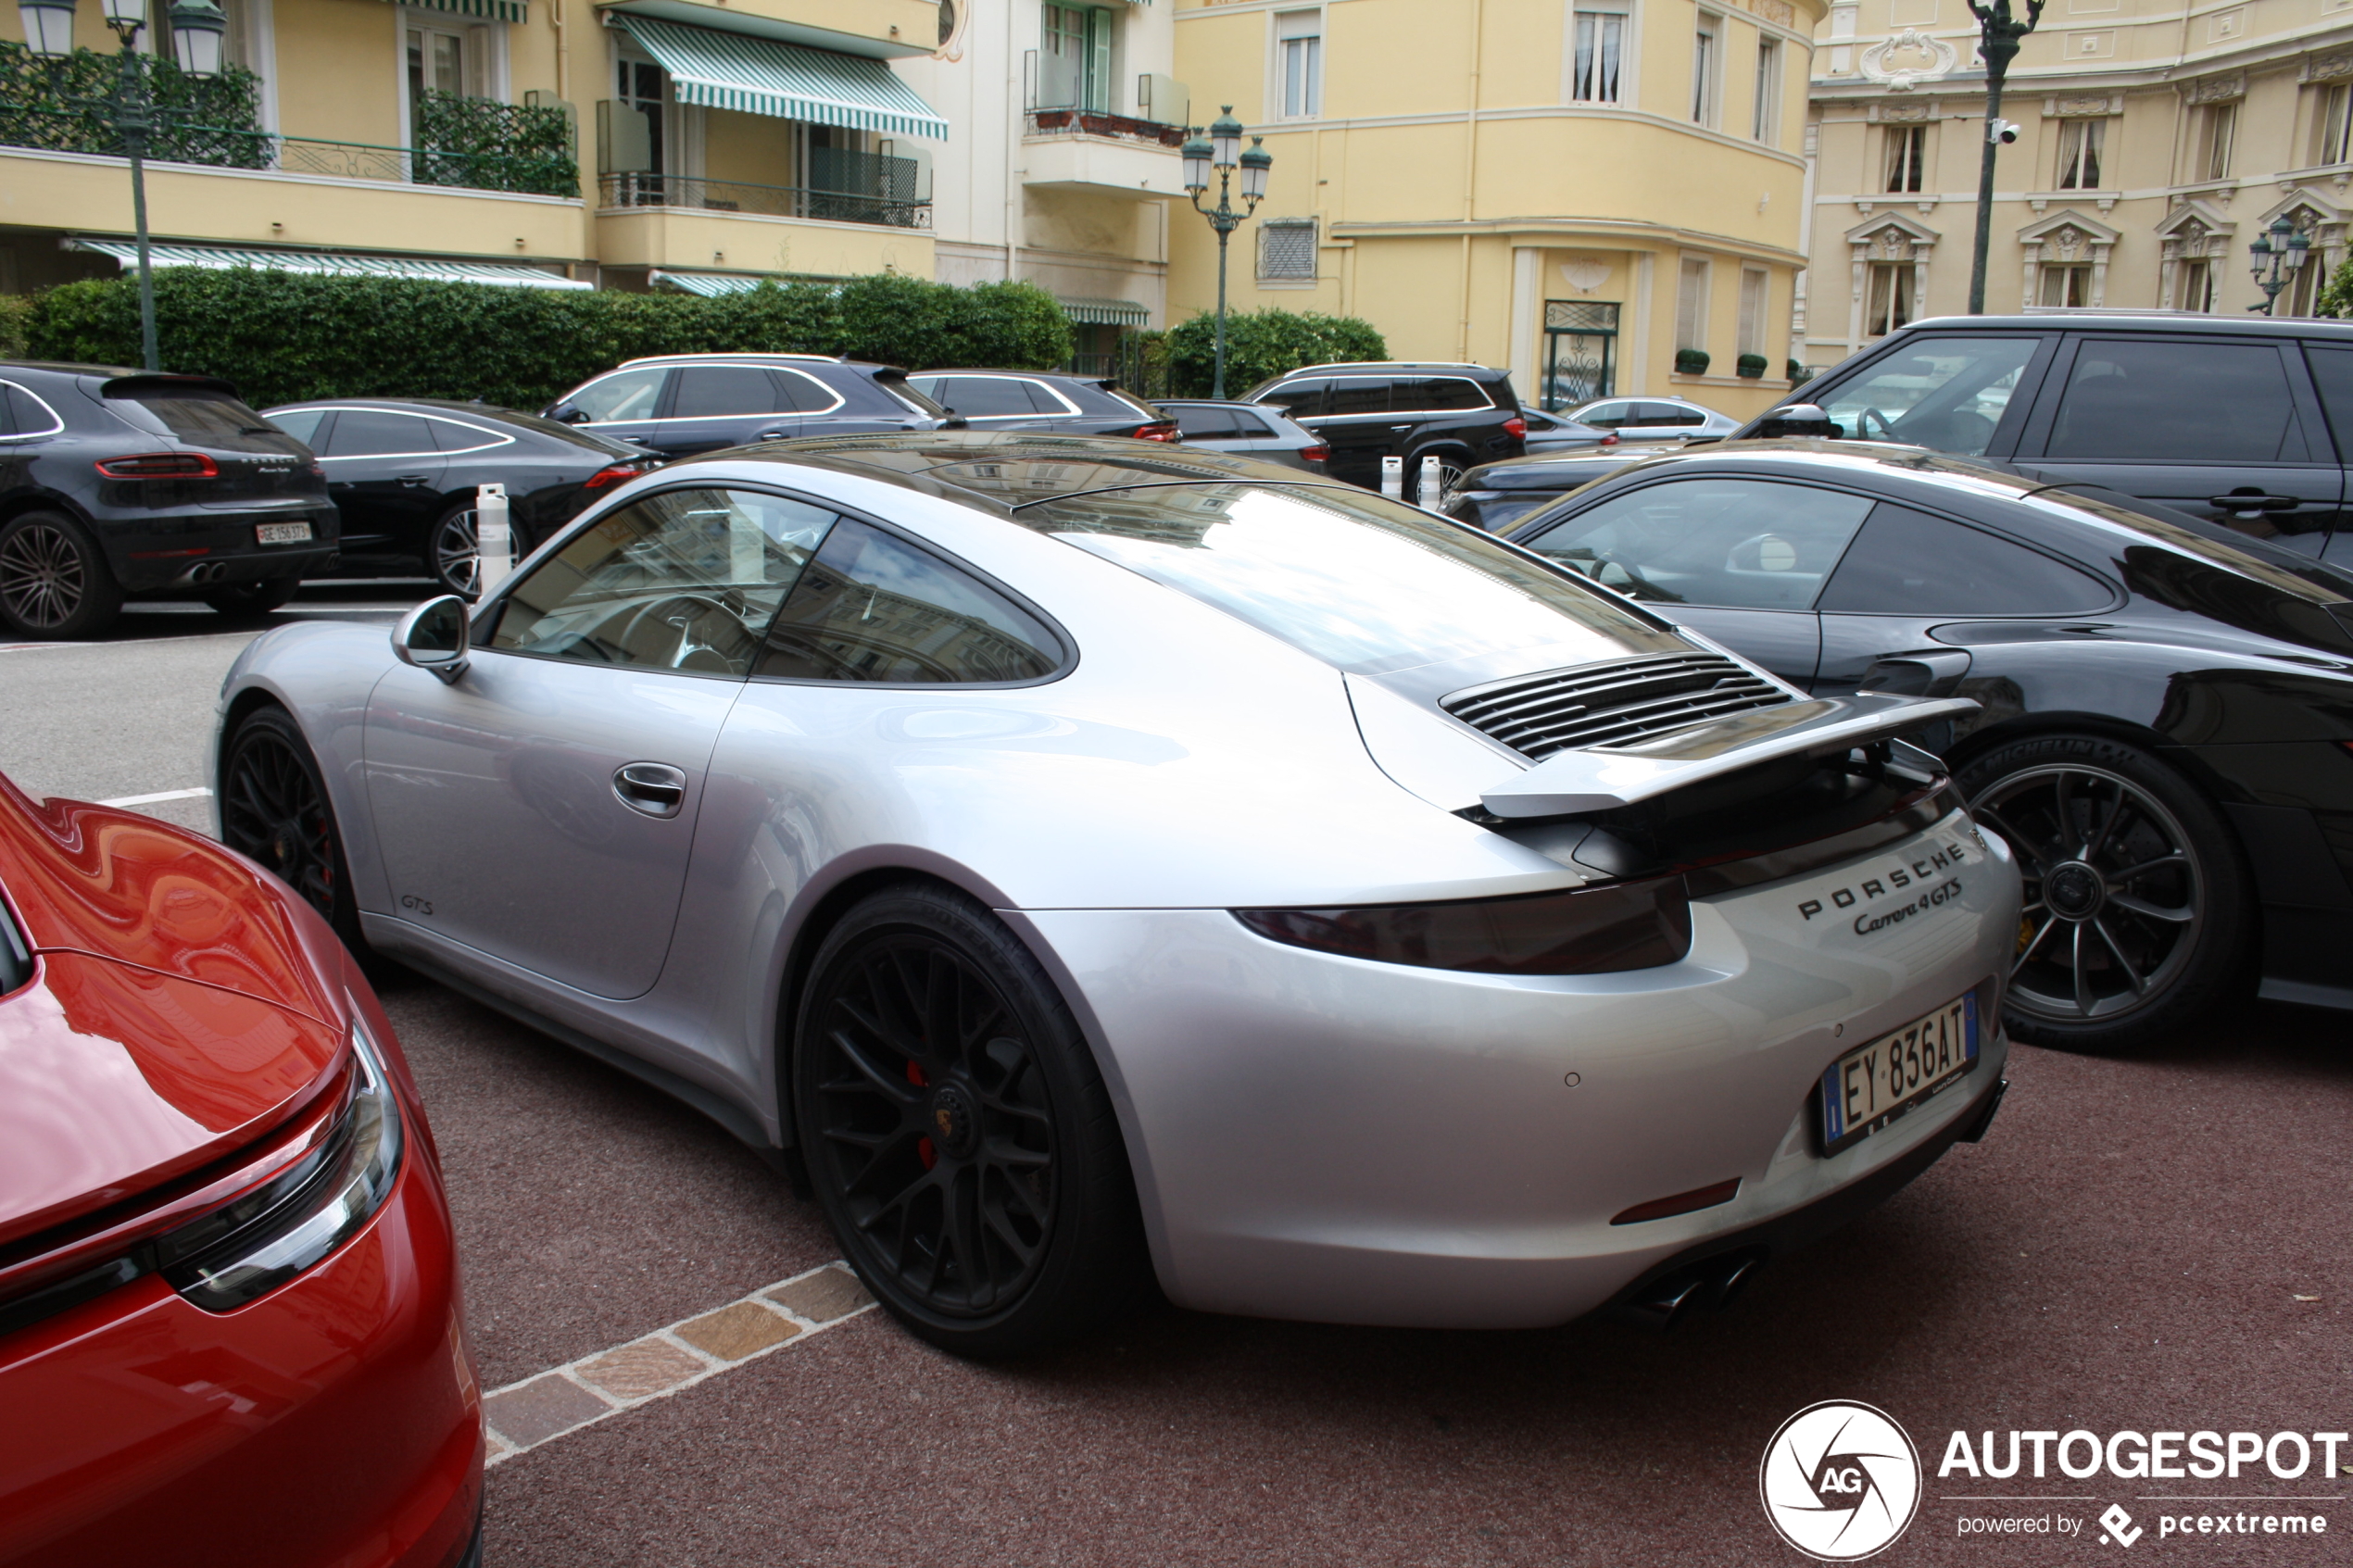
(1379, 454), (1404, 500)
(1418, 454), (1446, 509)
(474, 483), (511, 597)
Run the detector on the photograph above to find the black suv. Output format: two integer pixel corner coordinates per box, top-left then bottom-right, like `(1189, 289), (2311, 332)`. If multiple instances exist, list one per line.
(1, 361), (335, 638)
(544, 353), (964, 458)
(1243, 361), (1526, 502)
(1743, 313), (2353, 567)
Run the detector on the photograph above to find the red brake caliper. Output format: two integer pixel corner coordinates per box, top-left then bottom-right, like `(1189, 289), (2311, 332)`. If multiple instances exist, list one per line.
(908, 1061), (937, 1169)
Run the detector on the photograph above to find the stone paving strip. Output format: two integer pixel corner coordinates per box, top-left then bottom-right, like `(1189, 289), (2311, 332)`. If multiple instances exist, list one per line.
(481, 1262), (875, 1466)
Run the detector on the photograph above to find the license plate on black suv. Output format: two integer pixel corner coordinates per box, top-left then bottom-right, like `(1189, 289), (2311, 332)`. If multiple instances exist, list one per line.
(256, 521), (313, 546)
(1818, 993), (1977, 1155)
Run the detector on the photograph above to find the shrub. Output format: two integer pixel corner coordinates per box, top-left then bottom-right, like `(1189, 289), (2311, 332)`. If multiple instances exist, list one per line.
(0, 295), (31, 360)
(1787, 358), (1814, 386)
(1735, 352), (1768, 379)
(1164, 307), (1386, 396)
(23, 268), (1073, 408)
(2317, 257), (2353, 319)
(1674, 347), (1711, 376)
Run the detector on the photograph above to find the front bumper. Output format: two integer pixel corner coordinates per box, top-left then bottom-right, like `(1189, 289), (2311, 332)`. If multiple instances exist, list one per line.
(1017, 810), (2020, 1329)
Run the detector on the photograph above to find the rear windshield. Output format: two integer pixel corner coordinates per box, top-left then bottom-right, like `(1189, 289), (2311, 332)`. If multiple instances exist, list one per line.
(1013, 482), (1685, 675)
(107, 383), (304, 454)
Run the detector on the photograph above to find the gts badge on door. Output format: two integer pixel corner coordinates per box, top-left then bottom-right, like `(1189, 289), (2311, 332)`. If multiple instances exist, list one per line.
(400, 894), (435, 917)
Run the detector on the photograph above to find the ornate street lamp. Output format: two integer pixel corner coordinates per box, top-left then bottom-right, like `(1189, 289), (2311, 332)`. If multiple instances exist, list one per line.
(1181, 107), (1270, 399)
(15, 0), (228, 370)
(1964, 0), (2047, 315)
(2247, 216), (2311, 316)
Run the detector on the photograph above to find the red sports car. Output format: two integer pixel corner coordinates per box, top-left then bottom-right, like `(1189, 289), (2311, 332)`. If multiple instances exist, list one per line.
(0, 774), (482, 1567)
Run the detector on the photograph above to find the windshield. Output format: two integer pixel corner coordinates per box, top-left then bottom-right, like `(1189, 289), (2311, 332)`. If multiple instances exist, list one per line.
(106, 383), (306, 455)
(1812, 336), (2041, 456)
(1013, 482), (1685, 675)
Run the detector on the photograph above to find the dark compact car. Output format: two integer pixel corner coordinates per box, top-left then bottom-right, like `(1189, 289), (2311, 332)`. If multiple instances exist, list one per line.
(263, 398), (660, 597)
(1738, 313), (2353, 568)
(903, 370), (1179, 442)
(543, 353), (962, 458)
(1444, 444), (1692, 531)
(1244, 361), (1527, 503)
(0, 361), (336, 639)
(1157, 398), (1327, 470)
(1500, 439), (2353, 1051)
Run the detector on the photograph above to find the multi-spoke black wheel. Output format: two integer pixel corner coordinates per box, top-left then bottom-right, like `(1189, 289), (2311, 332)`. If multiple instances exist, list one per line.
(220, 706), (364, 949)
(795, 884), (1144, 1356)
(1960, 735), (2248, 1052)
(0, 511), (122, 639)
(430, 504), (482, 599)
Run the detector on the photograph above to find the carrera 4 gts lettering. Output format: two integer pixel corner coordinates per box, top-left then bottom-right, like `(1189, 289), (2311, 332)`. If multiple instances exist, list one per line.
(1796, 836), (1975, 926)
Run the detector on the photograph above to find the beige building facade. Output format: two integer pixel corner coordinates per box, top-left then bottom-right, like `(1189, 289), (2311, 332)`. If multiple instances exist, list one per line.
(1168, 0), (1827, 413)
(1803, 0), (2353, 368)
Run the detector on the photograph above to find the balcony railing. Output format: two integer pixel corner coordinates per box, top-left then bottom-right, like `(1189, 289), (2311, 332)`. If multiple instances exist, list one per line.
(597, 172), (932, 229)
(1024, 109), (1187, 149)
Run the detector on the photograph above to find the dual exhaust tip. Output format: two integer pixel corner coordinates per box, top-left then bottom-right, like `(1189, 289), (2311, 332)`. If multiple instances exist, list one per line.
(177, 561), (234, 584)
(1613, 1248), (1766, 1332)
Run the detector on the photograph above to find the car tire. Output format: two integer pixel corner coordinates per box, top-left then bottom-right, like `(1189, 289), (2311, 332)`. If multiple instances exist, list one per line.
(0, 510), (123, 640)
(1957, 734), (2250, 1053)
(218, 705), (369, 955)
(429, 500), (481, 600)
(202, 578), (299, 619)
(793, 882), (1147, 1358)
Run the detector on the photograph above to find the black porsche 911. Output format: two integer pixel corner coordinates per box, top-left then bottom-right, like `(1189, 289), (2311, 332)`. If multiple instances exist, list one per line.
(261, 398), (661, 596)
(1501, 438), (2353, 1053)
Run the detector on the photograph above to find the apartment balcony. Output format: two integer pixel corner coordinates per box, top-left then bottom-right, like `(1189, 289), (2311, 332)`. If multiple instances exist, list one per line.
(1022, 110), (1188, 200)
(595, 172), (934, 279)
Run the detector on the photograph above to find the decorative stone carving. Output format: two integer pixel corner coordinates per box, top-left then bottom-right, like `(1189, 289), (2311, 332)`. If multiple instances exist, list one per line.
(2302, 52), (2353, 82)
(2045, 94), (2120, 117)
(1558, 258), (1612, 293)
(2184, 74), (2246, 104)
(1858, 29), (1958, 91)
(1871, 100), (1934, 122)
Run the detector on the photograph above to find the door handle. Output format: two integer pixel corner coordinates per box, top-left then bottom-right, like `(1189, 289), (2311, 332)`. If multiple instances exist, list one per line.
(1857, 648), (1972, 698)
(754, 429), (789, 441)
(611, 761), (687, 819)
(2208, 493), (2299, 512)
(396, 474), (434, 486)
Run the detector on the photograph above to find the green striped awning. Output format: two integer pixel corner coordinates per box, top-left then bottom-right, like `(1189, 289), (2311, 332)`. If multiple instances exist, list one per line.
(71, 241), (590, 290)
(381, 0), (529, 23)
(1058, 297), (1150, 326)
(618, 17), (949, 140)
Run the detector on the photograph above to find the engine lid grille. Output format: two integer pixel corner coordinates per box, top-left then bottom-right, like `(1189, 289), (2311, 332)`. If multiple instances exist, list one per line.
(1441, 652), (1792, 760)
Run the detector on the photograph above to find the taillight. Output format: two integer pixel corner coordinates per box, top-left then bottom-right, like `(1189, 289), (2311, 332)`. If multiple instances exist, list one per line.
(581, 462), (645, 489)
(1504, 417), (1528, 440)
(1233, 875), (1692, 975)
(1600, 433), (1620, 446)
(1300, 445), (1330, 462)
(1131, 421), (1181, 442)
(96, 452), (219, 479)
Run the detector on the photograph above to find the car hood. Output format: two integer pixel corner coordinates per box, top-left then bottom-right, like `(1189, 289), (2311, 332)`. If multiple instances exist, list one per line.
(1462, 448), (1684, 489)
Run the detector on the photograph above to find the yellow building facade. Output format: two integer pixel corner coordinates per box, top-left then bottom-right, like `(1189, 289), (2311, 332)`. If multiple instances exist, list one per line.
(1802, 0), (2353, 368)
(1166, 0), (1826, 411)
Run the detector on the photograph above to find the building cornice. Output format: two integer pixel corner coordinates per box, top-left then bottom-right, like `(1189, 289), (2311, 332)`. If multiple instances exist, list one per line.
(1328, 215), (1808, 268)
(1251, 104), (1808, 173)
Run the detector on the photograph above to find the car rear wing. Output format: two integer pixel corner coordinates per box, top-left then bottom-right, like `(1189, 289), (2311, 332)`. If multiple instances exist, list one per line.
(1478, 693), (1980, 819)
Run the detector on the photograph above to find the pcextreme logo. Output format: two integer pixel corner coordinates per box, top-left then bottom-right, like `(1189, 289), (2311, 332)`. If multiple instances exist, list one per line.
(1760, 1400), (1924, 1561)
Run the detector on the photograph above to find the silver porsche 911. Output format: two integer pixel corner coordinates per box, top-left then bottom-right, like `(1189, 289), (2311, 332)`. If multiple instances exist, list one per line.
(215, 433), (2020, 1355)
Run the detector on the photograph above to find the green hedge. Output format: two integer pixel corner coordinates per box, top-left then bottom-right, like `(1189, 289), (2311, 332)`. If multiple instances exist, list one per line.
(21, 269), (1075, 408)
(1164, 307), (1386, 396)
(0, 295), (31, 360)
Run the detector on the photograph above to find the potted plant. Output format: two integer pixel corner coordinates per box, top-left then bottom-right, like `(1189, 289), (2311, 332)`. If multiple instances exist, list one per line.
(1787, 358), (1813, 386)
(1674, 347), (1710, 376)
(1736, 353), (1768, 380)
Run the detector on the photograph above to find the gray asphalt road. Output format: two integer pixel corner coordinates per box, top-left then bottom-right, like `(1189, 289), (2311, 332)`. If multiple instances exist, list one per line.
(7, 610), (2347, 1566)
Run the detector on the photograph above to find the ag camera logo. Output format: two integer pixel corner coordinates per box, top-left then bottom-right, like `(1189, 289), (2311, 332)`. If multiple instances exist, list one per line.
(1760, 1400), (1923, 1561)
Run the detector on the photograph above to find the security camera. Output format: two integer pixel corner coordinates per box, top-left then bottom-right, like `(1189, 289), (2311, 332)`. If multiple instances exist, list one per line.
(1988, 119), (2021, 145)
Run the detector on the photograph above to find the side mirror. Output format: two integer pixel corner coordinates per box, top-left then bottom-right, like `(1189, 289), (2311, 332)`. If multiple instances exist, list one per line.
(550, 405), (588, 425)
(1755, 403), (1838, 440)
(392, 595), (471, 684)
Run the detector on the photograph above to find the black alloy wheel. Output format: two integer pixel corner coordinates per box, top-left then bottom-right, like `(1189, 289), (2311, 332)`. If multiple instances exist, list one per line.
(0, 511), (123, 639)
(431, 502), (482, 599)
(203, 577), (299, 619)
(795, 884), (1144, 1356)
(220, 706), (366, 951)
(1959, 734), (2248, 1053)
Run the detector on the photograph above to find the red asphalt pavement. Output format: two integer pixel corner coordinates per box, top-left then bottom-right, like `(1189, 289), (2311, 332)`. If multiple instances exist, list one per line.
(379, 970), (2352, 1568)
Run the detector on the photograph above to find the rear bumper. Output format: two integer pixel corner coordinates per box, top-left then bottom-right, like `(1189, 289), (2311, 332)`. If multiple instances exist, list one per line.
(94, 507), (342, 594)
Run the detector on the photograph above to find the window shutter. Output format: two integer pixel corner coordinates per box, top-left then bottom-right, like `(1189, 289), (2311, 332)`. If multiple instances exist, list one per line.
(1088, 7), (1114, 114)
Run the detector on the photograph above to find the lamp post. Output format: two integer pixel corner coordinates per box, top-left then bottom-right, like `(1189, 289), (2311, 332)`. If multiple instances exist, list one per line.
(2247, 216), (2311, 316)
(1963, 0), (2046, 315)
(15, 0), (229, 371)
(1180, 107), (1270, 398)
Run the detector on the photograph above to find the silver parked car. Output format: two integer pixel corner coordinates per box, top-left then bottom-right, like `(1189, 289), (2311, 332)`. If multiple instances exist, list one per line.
(215, 433), (2019, 1355)
(1156, 398), (1328, 470)
(1529, 396), (1744, 450)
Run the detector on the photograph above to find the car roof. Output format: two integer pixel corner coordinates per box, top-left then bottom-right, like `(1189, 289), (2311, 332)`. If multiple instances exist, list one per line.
(1890, 311), (2353, 341)
(618, 352), (847, 367)
(0, 359), (142, 379)
(1275, 361), (1504, 377)
(912, 369), (1110, 383)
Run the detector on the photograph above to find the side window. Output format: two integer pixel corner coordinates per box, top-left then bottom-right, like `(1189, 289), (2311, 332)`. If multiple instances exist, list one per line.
(1813, 335), (2042, 455)
(425, 419), (505, 454)
(1391, 377), (1489, 411)
(490, 487), (835, 675)
(321, 411), (436, 457)
(754, 518), (1063, 684)
(265, 408), (329, 446)
(936, 377), (1045, 418)
(0, 384), (22, 438)
(1255, 379), (1327, 417)
(570, 367), (669, 423)
(671, 366), (796, 420)
(1174, 407), (1240, 439)
(1577, 401), (1633, 429)
(2304, 345), (2353, 461)
(1818, 503), (2111, 615)
(773, 370), (835, 412)
(2045, 340), (2306, 463)
(1516, 478), (1875, 609)
(1640, 402), (1709, 427)
(1327, 378), (1393, 417)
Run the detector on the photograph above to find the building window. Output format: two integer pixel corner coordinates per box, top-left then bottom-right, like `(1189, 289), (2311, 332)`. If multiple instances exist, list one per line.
(1692, 14), (1719, 127)
(2199, 101), (2236, 182)
(1041, 4), (1113, 116)
(2057, 119), (2103, 189)
(1258, 218), (1317, 280)
(1753, 37), (1780, 142)
(1738, 266), (1769, 358)
(2317, 82), (2351, 166)
(2038, 262), (2091, 307)
(1883, 124), (1926, 193)
(2178, 257), (2213, 312)
(409, 19), (491, 100)
(1866, 261), (1914, 337)
(1276, 10), (1323, 119)
(1570, 6), (1625, 105)
(1676, 256), (1711, 351)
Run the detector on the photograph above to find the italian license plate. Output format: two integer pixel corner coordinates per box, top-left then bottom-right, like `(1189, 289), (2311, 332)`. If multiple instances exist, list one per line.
(1818, 992), (1978, 1155)
(256, 521), (313, 545)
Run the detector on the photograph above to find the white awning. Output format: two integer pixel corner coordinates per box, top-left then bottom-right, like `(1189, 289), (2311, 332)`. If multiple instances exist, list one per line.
(617, 16), (949, 140)
(71, 241), (591, 290)
(649, 270), (761, 296)
(1058, 296), (1150, 326)
(378, 0), (527, 21)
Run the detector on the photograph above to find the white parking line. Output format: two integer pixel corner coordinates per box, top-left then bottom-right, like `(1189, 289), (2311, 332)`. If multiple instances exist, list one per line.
(98, 787), (215, 808)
